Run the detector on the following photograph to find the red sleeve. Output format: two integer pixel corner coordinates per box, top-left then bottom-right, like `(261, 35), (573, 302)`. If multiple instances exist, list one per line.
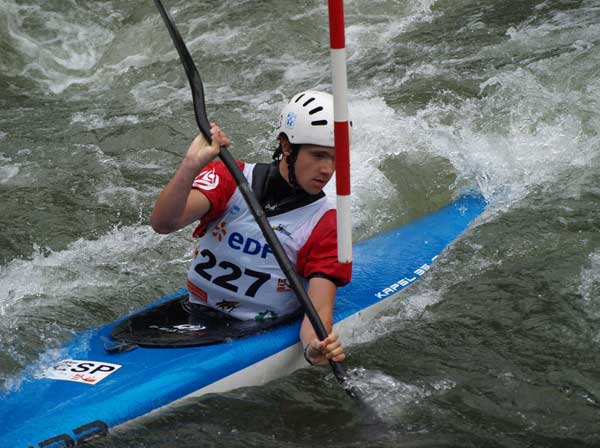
(296, 209), (352, 286)
(191, 160), (244, 237)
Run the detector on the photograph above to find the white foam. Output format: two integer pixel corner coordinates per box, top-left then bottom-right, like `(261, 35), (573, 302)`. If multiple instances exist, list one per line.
(104, 54), (153, 75)
(96, 185), (149, 206)
(2, 1), (115, 94)
(349, 288), (441, 346)
(71, 112), (140, 130)
(580, 251), (600, 304)
(0, 153), (21, 184)
(504, 3), (600, 57)
(289, 3), (327, 21)
(0, 164), (19, 184)
(396, 63), (443, 87)
(322, 95), (400, 234)
(282, 59), (321, 82)
(130, 80), (190, 112)
(579, 251), (600, 345)
(0, 225), (185, 318)
(186, 26), (251, 56)
(345, 368), (426, 421)
(534, 0), (552, 11)
(449, 70), (594, 203)
(341, 54), (598, 212)
(345, 2), (438, 65)
(335, 0), (600, 218)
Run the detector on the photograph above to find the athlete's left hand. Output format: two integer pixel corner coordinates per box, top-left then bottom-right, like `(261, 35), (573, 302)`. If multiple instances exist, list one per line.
(306, 332), (345, 366)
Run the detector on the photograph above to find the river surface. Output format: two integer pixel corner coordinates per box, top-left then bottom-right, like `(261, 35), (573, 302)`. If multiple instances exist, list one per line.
(1, 0), (600, 446)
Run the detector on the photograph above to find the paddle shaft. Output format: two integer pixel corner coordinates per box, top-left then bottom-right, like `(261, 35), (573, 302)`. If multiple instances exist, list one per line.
(153, 0), (352, 389)
(218, 149), (349, 381)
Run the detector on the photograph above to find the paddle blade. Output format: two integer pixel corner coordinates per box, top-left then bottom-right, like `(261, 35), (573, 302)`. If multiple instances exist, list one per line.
(153, 0), (212, 141)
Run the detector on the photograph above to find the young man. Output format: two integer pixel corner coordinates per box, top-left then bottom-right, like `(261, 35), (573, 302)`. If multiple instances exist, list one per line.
(151, 90), (350, 366)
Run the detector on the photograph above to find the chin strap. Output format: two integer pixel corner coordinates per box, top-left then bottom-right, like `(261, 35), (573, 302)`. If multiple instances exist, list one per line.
(285, 146), (302, 191)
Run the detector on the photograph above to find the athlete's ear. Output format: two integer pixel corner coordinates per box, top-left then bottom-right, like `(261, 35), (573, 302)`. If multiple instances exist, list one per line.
(280, 135), (292, 157)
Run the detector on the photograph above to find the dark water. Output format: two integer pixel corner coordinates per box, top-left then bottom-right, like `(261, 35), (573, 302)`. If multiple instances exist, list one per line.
(2, 0), (600, 446)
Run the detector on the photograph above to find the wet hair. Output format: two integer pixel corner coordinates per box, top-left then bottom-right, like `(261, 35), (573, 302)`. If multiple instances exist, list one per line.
(272, 142), (302, 160)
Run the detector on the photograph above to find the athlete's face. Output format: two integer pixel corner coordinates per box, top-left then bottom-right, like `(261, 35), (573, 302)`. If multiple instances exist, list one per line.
(291, 145), (335, 195)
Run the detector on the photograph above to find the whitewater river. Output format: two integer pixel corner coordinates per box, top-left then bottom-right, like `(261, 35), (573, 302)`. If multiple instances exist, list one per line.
(1, 0), (600, 446)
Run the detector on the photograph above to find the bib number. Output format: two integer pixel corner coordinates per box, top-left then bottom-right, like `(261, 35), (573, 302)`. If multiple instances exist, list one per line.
(194, 249), (271, 297)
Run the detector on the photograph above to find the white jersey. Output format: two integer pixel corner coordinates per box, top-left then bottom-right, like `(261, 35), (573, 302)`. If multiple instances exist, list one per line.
(187, 163), (334, 321)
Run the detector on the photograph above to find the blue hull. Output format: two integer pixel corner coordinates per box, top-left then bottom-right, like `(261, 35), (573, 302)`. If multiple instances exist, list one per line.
(0, 194), (486, 447)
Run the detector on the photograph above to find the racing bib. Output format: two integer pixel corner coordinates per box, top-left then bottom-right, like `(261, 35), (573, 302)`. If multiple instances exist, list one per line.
(187, 163), (333, 321)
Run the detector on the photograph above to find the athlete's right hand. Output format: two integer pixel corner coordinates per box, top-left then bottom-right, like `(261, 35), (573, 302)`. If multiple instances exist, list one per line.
(184, 123), (231, 171)
(305, 332), (346, 366)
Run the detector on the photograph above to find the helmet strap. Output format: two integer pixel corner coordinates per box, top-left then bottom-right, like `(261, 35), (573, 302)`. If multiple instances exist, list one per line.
(276, 135), (303, 191)
(285, 144), (302, 190)
(272, 143), (284, 161)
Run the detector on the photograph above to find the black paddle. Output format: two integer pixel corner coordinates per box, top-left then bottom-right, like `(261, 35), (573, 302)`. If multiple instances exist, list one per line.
(153, 0), (361, 400)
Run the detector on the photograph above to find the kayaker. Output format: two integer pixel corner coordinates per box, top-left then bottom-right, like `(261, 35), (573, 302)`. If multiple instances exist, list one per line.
(150, 90), (350, 366)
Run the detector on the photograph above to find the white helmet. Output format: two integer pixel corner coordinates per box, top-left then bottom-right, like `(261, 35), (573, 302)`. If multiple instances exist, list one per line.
(276, 90), (334, 147)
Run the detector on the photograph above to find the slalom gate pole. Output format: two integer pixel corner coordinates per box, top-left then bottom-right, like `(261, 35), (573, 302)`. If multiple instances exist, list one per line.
(328, 0), (352, 265)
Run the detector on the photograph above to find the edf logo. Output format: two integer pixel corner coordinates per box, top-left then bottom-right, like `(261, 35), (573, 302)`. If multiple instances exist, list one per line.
(228, 232), (273, 258)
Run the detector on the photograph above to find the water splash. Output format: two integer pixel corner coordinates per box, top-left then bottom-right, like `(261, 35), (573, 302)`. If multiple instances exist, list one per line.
(70, 112), (140, 130)
(579, 251), (600, 337)
(345, 367), (426, 422)
(0, 225), (185, 318)
(0, 0), (116, 94)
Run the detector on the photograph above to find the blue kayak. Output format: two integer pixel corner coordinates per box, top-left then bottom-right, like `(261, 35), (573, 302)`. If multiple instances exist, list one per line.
(0, 193), (486, 447)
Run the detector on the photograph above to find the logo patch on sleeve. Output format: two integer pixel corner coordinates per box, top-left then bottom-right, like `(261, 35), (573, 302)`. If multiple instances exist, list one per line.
(194, 168), (220, 191)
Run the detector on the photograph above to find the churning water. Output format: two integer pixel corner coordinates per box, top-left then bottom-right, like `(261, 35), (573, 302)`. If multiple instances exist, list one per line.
(2, 0), (600, 446)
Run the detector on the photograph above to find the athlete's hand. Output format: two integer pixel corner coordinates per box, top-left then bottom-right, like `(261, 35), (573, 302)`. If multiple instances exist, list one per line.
(306, 332), (345, 366)
(183, 123), (230, 171)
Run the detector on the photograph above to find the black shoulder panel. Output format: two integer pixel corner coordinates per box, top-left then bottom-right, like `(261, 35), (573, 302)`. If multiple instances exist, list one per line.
(251, 162), (277, 205)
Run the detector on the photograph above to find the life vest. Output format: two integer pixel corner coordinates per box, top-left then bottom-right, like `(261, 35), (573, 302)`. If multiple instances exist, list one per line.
(187, 163), (334, 321)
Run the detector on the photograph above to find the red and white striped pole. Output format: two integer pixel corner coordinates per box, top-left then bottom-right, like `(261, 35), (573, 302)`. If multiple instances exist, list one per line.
(328, 0), (352, 264)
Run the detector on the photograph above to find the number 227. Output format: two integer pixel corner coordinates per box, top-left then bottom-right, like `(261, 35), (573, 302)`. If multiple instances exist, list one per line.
(194, 249), (271, 297)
